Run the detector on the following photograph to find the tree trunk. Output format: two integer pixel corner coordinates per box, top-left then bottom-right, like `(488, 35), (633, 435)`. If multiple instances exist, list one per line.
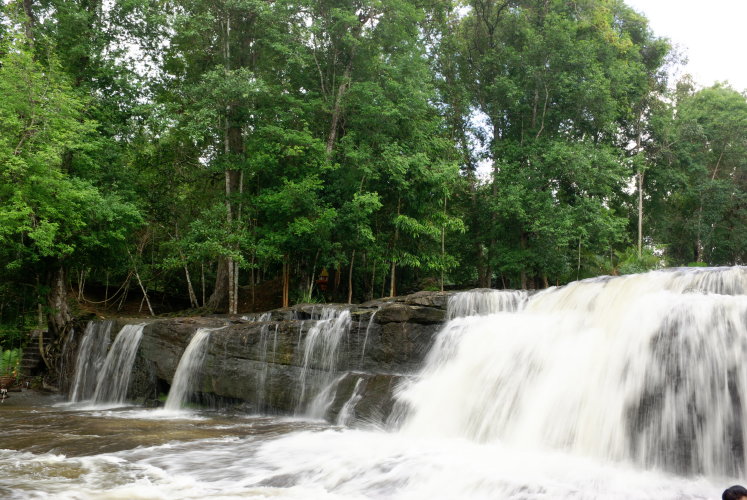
(201, 262), (206, 307)
(46, 266), (72, 340)
(477, 245), (489, 288)
(634, 113), (645, 259)
(227, 256), (235, 314)
(282, 257), (290, 308)
(308, 249), (320, 298)
(220, 14), (243, 316)
(77, 268), (86, 301)
(233, 259), (239, 315)
(133, 268), (154, 316)
(637, 169), (644, 259)
(389, 197), (401, 298)
(104, 271), (110, 306)
(183, 261), (198, 308)
(117, 275), (131, 311)
(326, 66), (352, 156)
(381, 265), (387, 299)
(696, 200), (705, 263)
(347, 249), (355, 304)
(441, 195), (447, 292)
(207, 259), (229, 311)
(250, 253), (256, 308)
(22, 0), (35, 42)
(389, 261), (396, 298)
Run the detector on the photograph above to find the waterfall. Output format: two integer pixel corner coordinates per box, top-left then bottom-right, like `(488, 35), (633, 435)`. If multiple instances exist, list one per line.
(164, 327), (221, 411)
(399, 267), (747, 477)
(90, 324), (146, 405)
(296, 307), (351, 416)
(255, 313), (273, 411)
(69, 320), (113, 402)
(359, 309), (378, 367)
(447, 289), (529, 319)
(337, 377), (365, 426)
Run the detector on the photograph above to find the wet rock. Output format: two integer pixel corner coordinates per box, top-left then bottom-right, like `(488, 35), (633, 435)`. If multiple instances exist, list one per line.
(403, 290), (450, 309)
(112, 292), (457, 420)
(325, 372), (404, 426)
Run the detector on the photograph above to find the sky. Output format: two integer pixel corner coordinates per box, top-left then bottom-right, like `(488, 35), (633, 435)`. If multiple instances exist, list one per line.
(624, 0), (747, 92)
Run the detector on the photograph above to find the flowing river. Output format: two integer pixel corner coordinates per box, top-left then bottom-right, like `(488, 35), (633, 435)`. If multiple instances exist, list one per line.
(4, 267), (747, 499)
(0, 398), (719, 499)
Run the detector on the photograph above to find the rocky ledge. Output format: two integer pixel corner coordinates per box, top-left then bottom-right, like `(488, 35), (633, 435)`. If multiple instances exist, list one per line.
(118, 290), (454, 424)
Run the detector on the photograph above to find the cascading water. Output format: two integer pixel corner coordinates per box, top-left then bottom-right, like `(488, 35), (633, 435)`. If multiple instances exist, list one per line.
(295, 307), (351, 417)
(337, 376), (365, 426)
(90, 323), (146, 405)
(68, 320), (113, 402)
(446, 288), (529, 319)
(164, 327), (222, 411)
(358, 309), (378, 368)
(255, 312), (274, 411)
(10, 269), (747, 499)
(398, 267), (747, 477)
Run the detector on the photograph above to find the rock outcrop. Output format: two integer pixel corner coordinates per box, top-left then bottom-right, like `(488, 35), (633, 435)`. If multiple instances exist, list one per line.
(119, 291), (453, 424)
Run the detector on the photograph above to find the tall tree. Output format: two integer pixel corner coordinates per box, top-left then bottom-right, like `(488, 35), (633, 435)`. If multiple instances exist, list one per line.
(647, 83), (747, 265)
(0, 19), (141, 339)
(443, 0), (670, 286)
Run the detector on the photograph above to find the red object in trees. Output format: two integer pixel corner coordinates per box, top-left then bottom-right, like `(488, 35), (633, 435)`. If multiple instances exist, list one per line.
(316, 267), (330, 291)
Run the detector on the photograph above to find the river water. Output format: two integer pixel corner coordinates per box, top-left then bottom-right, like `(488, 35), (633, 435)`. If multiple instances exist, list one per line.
(0, 397), (723, 499)
(4, 268), (747, 499)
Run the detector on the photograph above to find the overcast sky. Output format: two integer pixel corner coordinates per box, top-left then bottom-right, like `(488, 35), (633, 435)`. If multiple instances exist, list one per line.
(624, 0), (747, 92)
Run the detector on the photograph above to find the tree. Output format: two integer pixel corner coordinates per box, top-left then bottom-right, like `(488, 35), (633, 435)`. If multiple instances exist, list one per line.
(647, 83), (747, 265)
(0, 23), (141, 338)
(442, 0), (670, 286)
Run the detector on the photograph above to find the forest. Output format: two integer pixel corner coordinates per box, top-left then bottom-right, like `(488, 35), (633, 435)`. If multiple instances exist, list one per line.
(1, 0), (746, 346)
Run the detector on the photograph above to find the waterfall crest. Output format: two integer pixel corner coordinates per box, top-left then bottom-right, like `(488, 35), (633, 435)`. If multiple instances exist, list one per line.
(447, 289), (529, 319)
(69, 320), (113, 402)
(295, 307), (352, 417)
(90, 323), (146, 405)
(255, 313), (275, 412)
(399, 267), (747, 476)
(165, 327), (222, 410)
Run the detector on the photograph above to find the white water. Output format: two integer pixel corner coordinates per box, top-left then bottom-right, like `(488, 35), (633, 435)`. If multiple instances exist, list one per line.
(337, 376), (365, 426)
(447, 289), (529, 319)
(12, 268), (747, 499)
(359, 309), (378, 366)
(89, 323), (146, 405)
(255, 312), (274, 411)
(165, 327), (222, 411)
(1, 417), (720, 500)
(399, 267), (747, 477)
(69, 320), (113, 402)
(296, 307), (352, 416)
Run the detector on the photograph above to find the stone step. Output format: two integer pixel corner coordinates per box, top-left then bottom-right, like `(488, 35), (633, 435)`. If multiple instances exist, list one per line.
(19, 345), (44, 374)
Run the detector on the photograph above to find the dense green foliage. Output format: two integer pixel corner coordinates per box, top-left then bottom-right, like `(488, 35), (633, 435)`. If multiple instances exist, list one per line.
(1, 0), (746, 329)
(0, 348), (21, 376)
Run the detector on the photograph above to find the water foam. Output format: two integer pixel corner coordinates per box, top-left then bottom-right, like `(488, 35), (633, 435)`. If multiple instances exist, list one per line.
(399, 267), (747, 476)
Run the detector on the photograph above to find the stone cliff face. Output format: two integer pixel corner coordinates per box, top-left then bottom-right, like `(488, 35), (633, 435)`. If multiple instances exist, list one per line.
(121, 291), (452, 425)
